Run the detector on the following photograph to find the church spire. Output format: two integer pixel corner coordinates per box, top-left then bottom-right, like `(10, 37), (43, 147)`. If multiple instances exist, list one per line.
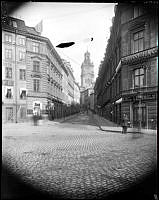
(81, 51), (94, 89)
(84, 50), (91, 64)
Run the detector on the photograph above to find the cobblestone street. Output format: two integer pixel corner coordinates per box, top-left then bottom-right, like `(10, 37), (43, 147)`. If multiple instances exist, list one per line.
(2, 113), (157, 200)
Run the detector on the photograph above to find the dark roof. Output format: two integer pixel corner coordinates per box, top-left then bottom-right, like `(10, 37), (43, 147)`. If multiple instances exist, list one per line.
(26, 26), (40, 36)
(2, 16), (27, 32)
(2, 16), (40, 36)
(2, 16), (65, 71)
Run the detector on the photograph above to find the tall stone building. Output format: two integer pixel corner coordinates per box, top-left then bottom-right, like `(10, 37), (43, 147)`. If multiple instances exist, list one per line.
(94, 3), (158, 129)
(62, 60), (75, 105)
(80, 51), (95, 110)
(81, 51), (94, 90)
(2, 16), (79, 122)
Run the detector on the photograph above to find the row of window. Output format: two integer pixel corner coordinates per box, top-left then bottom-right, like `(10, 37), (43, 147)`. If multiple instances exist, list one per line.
(34, 79), (62, 93)
(5, 68), (26, 80)
(5, 34), (25, 45)
(33, 61), (62, 81)
(4, 43), (40, 60)
(104, 67), (146, 99)
(48, 80), (62, 91)
(5, 78), (62, 99)
(47, 65), (62, 79)
(5, 49), (26, 60)
(106, 29), (145, 84)
(121, 6), (144, 24)
(5, 63), (63, 82)
(5, 88), (26, 99)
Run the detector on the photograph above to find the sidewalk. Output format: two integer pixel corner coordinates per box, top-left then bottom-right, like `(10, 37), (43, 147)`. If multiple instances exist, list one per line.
(92, 113), (157, 135)
(2, 113), (79, 127)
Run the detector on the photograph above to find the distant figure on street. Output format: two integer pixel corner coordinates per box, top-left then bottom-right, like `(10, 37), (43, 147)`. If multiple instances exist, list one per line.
(33, 109), (39, 126)
(122, 114), (129, 134)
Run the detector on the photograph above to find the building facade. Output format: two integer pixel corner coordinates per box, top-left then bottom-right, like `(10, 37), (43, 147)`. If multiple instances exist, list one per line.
(61, 63), (69, 105)
(2, 17), (27, 123)
(2, 16), (79, 122)
(65, 61), (75, 105)
(94, 3), (158, 129)
(74, 82), (80, 105)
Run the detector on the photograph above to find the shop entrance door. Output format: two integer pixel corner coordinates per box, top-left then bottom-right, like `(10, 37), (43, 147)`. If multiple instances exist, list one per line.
(133, 104), (147, 128)
(6, 107), (13, 122)
(20, 107), (26, 120)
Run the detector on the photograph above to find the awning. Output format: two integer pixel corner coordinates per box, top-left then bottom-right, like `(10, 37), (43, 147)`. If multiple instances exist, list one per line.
(115, 98), (122, 104)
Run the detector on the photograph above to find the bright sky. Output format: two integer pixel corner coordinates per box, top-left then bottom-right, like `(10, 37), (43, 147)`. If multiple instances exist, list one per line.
(11, 2), (115, 85)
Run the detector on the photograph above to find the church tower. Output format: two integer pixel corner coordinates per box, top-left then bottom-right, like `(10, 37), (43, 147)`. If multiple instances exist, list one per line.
(81, 51), (94, 89)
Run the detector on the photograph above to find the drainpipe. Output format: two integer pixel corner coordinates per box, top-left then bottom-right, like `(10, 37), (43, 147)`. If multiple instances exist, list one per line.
(15, 29), (18, 123)
(138, 91), (142, 133)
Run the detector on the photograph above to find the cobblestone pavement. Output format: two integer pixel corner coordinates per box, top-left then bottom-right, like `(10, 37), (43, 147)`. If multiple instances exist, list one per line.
(2, 113), (157, 199)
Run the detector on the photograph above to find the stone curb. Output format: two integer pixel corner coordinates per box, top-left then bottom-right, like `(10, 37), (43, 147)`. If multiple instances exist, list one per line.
(100, 126), (157, 135)
(91, 114), (157, 135)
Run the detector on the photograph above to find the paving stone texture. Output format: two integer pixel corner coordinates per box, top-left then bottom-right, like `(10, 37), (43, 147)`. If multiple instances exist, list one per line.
(2, 113), (157, 199)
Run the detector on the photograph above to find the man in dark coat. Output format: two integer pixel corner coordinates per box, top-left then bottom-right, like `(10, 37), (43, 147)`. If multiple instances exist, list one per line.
(122, 114), (129, 134)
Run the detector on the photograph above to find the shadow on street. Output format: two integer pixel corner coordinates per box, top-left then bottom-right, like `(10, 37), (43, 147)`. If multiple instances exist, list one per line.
(1, 164), (157, 200)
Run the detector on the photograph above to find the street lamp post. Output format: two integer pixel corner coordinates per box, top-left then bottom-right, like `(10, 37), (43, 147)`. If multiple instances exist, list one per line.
(15, 29), (18, 123)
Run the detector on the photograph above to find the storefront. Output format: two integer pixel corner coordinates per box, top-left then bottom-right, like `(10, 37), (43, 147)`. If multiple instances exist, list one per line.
(123, 91), (157, 129)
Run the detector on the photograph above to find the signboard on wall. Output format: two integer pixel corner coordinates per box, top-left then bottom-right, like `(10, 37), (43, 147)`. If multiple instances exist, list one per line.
(33, 101), (42, 115)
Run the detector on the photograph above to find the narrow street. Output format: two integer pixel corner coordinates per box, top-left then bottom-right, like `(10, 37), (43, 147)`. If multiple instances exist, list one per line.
(2, 3), (158, 200)
(2, 113), (157, 200)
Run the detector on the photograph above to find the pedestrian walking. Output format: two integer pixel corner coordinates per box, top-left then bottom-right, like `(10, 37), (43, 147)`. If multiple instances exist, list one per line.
(122, 114), (128, 134)
(33, 109), (38, 126)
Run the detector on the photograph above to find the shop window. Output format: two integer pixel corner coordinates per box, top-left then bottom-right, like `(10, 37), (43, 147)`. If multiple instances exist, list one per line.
(133, 68), (146, 88)
(33, 79), (40, 92)
(5, 67), (12, 78)
(19, 69), (26, 80)
(5, 49), (12, 59)
(133, 30), (144, 53)
(32, 42), (39, 53)
(33, 61), (40, 72)
(5, 34), (12, 43)
(6, 88), (13, 98)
